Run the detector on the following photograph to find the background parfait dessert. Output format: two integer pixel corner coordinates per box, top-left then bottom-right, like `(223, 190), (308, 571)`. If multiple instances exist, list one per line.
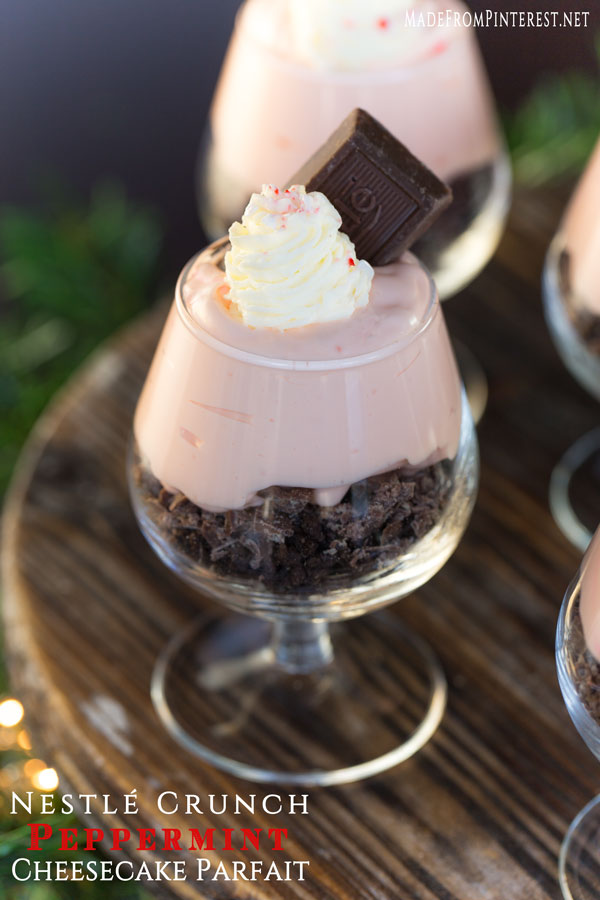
(199, 0), (510, 298)
(133, 112), (468, 597)
(559, 136), (600, 357)
(559, 525), (600, 725)
(556, 525), (600, 897)
(542, 135), (600, 552)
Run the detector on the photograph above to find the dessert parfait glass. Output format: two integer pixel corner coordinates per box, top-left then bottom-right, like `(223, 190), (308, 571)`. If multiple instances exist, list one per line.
(556, 530), (600, 899)
(197, 0), (511, 423)
(129, 238), (479, 785)
(543, 138), (600, 552)
(198, 0), (511, 301)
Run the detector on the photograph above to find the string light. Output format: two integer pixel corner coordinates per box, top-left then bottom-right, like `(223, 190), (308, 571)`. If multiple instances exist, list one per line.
(31, 768), (59, 792)
(0, 699), (24, 728)
(17, 730), (31, 751)
(24, 759), (46, 778)
(0, 698), (59, 791)
(0, 731), (16, 750)
(0, 763), (24, 787)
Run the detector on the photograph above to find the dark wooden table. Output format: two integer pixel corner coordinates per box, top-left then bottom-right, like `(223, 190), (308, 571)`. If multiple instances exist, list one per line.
(3, 185), (598, 899)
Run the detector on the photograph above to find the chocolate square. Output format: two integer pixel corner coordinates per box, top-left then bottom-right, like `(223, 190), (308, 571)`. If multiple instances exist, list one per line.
(289, 108), (452, 266)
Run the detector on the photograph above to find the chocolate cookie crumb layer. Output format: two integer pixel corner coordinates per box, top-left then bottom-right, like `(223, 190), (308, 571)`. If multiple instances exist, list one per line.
(567, 592), (600, 721)
(134, 460), (452, 593)
(559, 249), (600, 356)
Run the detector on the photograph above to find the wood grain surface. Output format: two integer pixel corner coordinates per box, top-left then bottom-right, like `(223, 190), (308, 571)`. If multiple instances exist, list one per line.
(2, 186), (599, 900)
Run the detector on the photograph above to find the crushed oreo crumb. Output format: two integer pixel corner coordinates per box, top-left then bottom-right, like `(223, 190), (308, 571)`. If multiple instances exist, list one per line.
(568, 593), (600, 721)
(559, 249), (600, 355)
(134, 460), (452, 593)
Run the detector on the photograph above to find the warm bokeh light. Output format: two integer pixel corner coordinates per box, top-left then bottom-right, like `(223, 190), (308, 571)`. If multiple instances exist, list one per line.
(24, 758), (46, 777)
(31, 768), (59, 792)
(17, 730), (31, 751)
(0, 764), (23, 788)
(0, 699), (24, 728)
(0, 731), (17, 750)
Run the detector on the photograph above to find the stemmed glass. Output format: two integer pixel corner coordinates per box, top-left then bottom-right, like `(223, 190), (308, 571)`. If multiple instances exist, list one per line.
(197, 0), (511, 300)
(128, 238), (479, 785)
(196, 0), (511, 424)
(556, 538), (600, 899)
(543, 139), (600, 552)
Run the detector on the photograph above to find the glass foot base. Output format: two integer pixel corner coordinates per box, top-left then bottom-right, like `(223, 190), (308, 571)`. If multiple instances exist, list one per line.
(560, 795), (600, 900)
(453, 339), (488, 426)
(549, 429), (600, 552)
(151, 612), (447, 786)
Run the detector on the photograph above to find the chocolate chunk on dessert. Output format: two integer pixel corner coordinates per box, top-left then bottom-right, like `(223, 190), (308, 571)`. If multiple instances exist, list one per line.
(289, 108), (452, 266)
(134, 459), (452, 593)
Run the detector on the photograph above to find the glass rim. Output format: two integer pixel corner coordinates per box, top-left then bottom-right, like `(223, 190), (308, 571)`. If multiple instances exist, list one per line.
(233, 0), (472, 84)
(557, 570), (582, 652)
(175, 240), (440, 372)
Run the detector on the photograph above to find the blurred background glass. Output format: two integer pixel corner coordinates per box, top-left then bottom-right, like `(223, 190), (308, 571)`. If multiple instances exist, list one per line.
(197, 0), (510, 300)
(543, 137), (600, 552)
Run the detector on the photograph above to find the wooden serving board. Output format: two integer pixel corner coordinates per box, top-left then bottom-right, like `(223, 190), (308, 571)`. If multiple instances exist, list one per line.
(2, 186), (598, 899)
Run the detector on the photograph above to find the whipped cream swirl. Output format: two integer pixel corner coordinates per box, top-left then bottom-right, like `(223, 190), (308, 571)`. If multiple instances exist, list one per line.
(224, 185), (373, 330)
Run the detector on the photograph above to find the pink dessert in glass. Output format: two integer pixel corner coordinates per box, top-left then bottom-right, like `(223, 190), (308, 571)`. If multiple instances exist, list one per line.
(132, 185), (475, 598)
(580, 527), (600, 660)
(198, 0), (511, 297)
(562, 137), (600, 328)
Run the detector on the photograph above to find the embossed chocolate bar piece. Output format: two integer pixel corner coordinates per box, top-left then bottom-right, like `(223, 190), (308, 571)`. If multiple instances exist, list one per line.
(289, 108), (452, 266)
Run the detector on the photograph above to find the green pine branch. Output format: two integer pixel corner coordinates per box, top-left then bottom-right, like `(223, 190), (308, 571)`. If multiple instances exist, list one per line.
(504, 34), (600, 185)
(0, 182), (163, 495)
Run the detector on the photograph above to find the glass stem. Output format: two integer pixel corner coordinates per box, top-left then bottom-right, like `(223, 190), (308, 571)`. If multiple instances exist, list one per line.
(272, 620), (334, 674)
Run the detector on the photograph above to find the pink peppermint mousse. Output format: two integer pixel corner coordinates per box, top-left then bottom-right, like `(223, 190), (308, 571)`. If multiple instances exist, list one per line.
(134, 186), (462, 512)
(563, 137), (600, 317)
(206, 0), (501, 231)
(580, 526), (600, 660)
